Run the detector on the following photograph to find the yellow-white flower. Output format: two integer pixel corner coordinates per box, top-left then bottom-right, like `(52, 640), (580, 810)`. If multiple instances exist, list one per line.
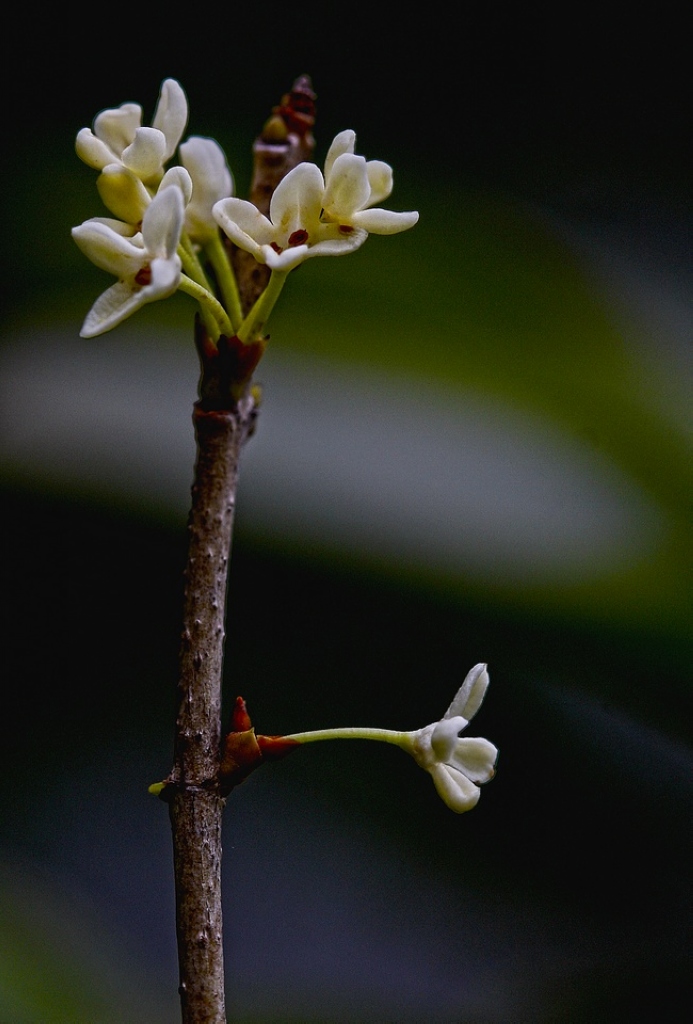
(408, 663), (498, 812)
(71, 186), (185, 338)
(321, 129), (419, 235)
(76, 78), (188, 187)
(214, 161), (366, 272)
(213, 129), (417, 272)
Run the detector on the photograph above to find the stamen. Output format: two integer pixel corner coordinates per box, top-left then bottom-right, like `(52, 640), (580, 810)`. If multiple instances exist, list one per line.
(134, 264), (152, 286)
(288, 228), (309, 246)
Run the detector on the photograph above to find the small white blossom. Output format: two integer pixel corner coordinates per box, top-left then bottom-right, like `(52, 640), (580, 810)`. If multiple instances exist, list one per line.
(76, 79), (188, 187)
(213, 129), (417, 272)
(322, 130), (419, 235)
(179, 136), (234, 243)
(408, 663), (498, 813)
(214, 162), (367, 271)
(71, 186), (184, 338)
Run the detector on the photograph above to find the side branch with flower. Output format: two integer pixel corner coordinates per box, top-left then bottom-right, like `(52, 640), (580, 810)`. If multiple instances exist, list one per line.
(218, 663), (498, 813)
(71, 75), (494, 1024)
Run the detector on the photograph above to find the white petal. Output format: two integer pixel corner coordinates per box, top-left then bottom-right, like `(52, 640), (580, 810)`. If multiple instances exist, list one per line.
(79, 252), (181, 339)
(148, 254), (182, 297)
(351, 208), (419, 234)
(141, 187), (184, 260)
(72, 220), (145, 278)
(444, 663), (490, 722)
(304, 228), (369, 259)
(121, 127), (167, 180)
(322, 153), (371, 219)
(324, 129), (356, 179)
(79, 217), (140, 237)
(180, 136), (233, 200)
(152, 79), (188, 159)
(80, 280), (148, 338)
(429, 763), (481, 813)
(75, 128), (116, 170)
(160, 166), (194, 207)
(448, 737), (498, 784)
(263, 243), (310, 271)
(97, 164), (151, 224)
(365, 160), (394, 205)
(214, 197), (276, 256)
(180, 136), (234, 239)
(269, 162), (324, 237)
(93, 102), (142, 155)
(431, 716), (469, 762)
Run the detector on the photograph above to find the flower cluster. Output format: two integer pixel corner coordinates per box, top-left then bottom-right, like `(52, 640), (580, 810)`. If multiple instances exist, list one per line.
(72, 79), (236, 339)
(72, 79), (418, 345)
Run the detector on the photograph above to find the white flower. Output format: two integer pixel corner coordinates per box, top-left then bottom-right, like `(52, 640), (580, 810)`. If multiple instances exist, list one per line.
(71, 186), (184, 338)
(179, 136), (234, 243)
(321, 130), (419, 234)
(214, 161), (367, 271)
(408, 663), (498, 812)
(76, 79), (188, 187)
(213, 129), (417, 273)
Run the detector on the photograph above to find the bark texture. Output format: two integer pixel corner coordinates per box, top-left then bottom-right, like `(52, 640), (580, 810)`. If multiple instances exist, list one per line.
(169, 401), (255, 1024)
(167, 74), (316, 1023)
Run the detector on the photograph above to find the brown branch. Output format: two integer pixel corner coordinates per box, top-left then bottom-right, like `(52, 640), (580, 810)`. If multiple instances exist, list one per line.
(168, 398), (255, 1024)
(162, 77), (317, 1024)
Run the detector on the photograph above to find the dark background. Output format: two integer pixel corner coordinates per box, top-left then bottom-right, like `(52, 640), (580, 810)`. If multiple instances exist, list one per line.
(1, 6), (691, 1022)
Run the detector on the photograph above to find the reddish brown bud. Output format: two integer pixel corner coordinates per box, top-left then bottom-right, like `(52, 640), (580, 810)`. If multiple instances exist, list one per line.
(272, 74), (316, 139)
(231, 695), (253, 732)
(219, 727), (263, 794)
(219, 698), (300, 794)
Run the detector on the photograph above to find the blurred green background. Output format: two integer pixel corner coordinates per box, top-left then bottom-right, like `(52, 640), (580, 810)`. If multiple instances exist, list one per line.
(1, 7), (690, 1022)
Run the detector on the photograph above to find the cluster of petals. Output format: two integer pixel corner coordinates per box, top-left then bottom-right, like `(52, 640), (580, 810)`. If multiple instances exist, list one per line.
(73, 83), (417, 339)
(75, 79), (188, 188)
(92, 139), (233, 244)
(71, 185), (185, 338)
(406, 663), (498, 812)
(72, 77), (239, 338)
(213, 129), (418, 272)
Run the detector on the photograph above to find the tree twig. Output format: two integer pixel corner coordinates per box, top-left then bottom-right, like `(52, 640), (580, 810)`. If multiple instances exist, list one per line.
(168, 395), (255, 1024)
(163, 76), (316, 1024)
